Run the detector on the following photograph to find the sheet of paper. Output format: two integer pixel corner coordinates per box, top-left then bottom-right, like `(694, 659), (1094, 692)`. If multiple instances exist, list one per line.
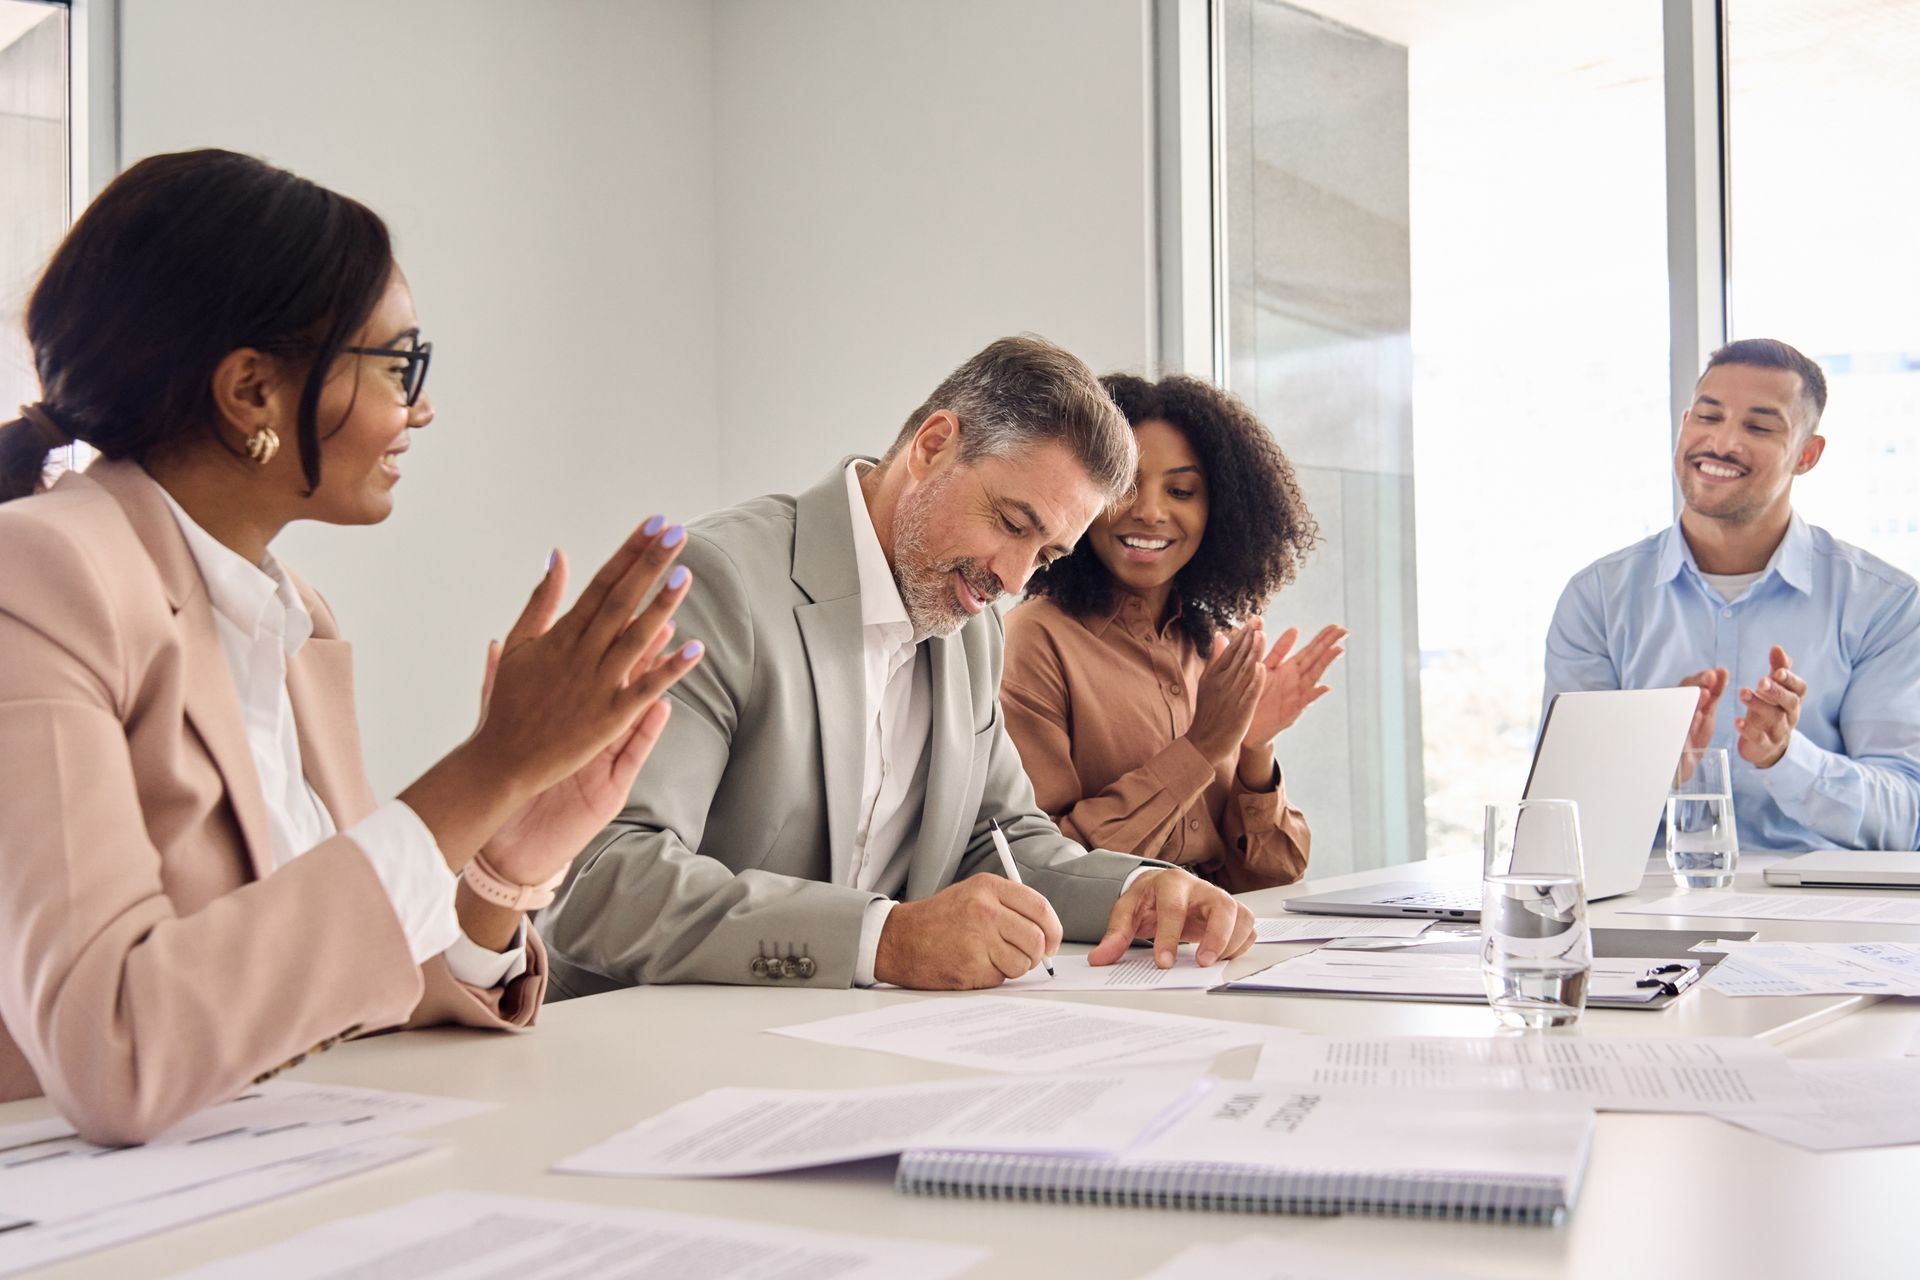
(1697, 940), (1920, 996)
(0, 1082), (491, 1227)
(1254, 916), (1435, 943)
(1712, 1058), (1920, 1151)
(768, 994), (1296, 1073)
(1621, 889), (1920, 926)
(0, 1138), (431, 1278)
(1140, 1235), (1486, 1280)
(1909, 1022), (1920, 1056)
(556, 1070), (1210, 1177)
(171, 1190), (989, 1280)
(1230, 949), (1679, 1002)
(1252, 1035), (1799, 1112)
(999, 951), (1229, 991)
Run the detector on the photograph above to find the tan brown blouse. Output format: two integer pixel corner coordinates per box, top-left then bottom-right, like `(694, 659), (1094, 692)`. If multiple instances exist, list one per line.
(1001, 595), (1310, 892)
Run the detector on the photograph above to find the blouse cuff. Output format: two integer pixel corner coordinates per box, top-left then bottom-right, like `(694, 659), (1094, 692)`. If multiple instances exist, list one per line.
(445, 920), (530, 989)
(343, 800), (463, 966)
(1145, 736), (1218, 803)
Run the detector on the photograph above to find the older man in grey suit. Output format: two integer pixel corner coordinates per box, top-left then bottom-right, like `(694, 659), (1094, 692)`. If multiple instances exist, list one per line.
(541, 337), (1257, 992)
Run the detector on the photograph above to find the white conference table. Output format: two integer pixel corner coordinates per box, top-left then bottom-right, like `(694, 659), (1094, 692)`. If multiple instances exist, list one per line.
(16, 852), (1920, 1279)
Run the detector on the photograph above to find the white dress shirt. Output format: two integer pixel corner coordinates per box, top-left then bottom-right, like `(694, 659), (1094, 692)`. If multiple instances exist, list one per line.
(160, 492), (525, 988)
(845, 463), (936, 984)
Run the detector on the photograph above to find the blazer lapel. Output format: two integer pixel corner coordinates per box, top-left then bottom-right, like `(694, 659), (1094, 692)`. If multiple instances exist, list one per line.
(905, 632), (976, 900)
(287, 642), (376, 829)
(82, 460), (279, 880)
(791, 462), (874, 887)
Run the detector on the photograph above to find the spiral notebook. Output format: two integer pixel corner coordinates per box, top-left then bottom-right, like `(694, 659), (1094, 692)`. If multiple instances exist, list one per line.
(896, 1081), (1594, 1225)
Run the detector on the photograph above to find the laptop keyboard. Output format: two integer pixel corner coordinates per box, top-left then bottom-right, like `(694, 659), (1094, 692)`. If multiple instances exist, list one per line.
(1378, 888), (1480, 911)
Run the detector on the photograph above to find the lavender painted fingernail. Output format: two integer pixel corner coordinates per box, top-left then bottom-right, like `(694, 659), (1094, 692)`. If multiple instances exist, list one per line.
(662, 524), (686, 548)
(667, 565), (689, 589)
(642, 514), (666, 536)
(680, 640), (704, 660)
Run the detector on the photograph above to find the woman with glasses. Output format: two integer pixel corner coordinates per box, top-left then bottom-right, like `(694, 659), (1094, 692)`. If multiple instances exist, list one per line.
(1003, 374), (1343, 892)
(0, 149), (702, 1144)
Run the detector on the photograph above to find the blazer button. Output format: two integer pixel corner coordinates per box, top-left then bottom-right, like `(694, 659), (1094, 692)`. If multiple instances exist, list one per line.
(794, 957), (817, 979)
(750, 957), (771, 978)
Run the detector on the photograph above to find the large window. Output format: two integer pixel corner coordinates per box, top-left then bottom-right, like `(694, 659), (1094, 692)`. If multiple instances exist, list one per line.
(0, 1), (69, 426)
(1219, 1), (1674, 870)
(1728, 0), (1920, 579)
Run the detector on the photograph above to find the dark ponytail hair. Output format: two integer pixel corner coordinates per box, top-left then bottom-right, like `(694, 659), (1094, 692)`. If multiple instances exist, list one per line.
(0, 148), (394, 503)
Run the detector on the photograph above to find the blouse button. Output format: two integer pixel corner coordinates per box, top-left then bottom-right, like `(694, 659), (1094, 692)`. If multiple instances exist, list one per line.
(1168, 683), (1181, 696)
(1188, 818), (1201, 832)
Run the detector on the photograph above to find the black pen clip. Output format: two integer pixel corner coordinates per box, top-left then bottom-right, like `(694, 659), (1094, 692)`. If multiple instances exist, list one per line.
(1634, 961), (1700, 998)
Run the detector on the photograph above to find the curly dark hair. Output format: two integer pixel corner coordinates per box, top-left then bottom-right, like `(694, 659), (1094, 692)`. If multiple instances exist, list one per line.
(1024, 373), (1318, 650)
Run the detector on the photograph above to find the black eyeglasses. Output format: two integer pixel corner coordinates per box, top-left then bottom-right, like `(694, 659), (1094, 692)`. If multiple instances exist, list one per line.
(343, 339), (433, 407)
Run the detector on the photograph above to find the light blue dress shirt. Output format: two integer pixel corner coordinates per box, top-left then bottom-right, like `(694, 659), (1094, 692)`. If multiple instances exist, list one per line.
(1543, 514), (1920, 852)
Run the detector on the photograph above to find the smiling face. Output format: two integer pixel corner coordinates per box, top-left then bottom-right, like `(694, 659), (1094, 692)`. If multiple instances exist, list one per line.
(289, 271), (433, 526)
(1674, 362), (1822, 527)
(1087, 418), (1207, 608)
(890, 416), (1107, 637)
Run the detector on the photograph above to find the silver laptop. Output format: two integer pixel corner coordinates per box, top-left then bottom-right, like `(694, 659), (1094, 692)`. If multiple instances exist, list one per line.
(1764, 850), (1920, 888)
(1284, 688), (1699, 921)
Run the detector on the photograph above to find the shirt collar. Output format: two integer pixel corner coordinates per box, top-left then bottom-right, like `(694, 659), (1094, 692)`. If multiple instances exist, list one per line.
(1095, 589), (1183, 639)
(1662, 512), (1815, 598)
(843, 462), (916, 642)
(157, 488), (313, 654)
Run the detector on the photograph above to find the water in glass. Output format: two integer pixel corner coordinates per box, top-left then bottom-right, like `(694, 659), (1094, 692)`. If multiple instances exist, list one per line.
(1482, 873), (1591, 1029)
(1667, 748), (1739, 889)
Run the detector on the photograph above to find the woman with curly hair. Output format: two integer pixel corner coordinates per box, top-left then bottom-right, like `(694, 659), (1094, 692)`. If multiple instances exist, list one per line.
(1002, 374), (1343, 891)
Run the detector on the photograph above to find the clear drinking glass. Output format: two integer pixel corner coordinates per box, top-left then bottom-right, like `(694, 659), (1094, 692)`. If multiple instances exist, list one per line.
(1482, 799), (1591, 1030)
(1667, 747), (1739, 889)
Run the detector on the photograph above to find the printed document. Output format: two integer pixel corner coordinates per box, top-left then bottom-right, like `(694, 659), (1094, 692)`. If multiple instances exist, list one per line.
(1698, 940), (1920, 996)
(768, 994), (1296, 1073)
(1141, 1235), (1488, 1280)
(1253, 1035), (1800, 1112)
(556, 1070), (1210, 1177)
(1712, 1058), (1920, 1151)
(1254, 916), (1435, 944)
(0, 1082), (489, 1227)
(171, 1190), (988, 1280)
(1621, 889), (1920, 926)
(1000, 951), (1230, 991)
(1230, 949), (1684, 1003)
(0, 1139), (430, 1278)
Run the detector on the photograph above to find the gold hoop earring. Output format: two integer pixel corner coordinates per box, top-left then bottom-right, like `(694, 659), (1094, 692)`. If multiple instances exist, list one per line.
(245, 427), (281, 466)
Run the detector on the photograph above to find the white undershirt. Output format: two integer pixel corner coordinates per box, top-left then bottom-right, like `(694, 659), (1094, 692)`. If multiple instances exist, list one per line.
(160, 492), (525, 988)
(1699, 568), (1767, 603)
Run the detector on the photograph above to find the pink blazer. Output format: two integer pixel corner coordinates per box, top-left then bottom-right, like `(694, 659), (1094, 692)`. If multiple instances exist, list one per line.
(0, 459), (547, 1144)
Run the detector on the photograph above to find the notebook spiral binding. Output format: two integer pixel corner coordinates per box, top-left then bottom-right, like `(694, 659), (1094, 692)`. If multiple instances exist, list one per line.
(894, 1152), (1568, 1226)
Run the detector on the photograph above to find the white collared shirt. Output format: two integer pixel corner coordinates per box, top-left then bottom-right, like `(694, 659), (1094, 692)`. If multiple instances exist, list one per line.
(845, 462), (933, 983)
(160, 492), (525, 988)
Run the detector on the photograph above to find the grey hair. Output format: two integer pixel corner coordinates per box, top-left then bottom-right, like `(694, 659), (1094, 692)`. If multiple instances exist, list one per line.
(886, 335), (1136, 502)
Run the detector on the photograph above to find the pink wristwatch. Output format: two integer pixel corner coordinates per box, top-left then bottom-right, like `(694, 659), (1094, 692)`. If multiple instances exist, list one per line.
(461, 850), (568, 912)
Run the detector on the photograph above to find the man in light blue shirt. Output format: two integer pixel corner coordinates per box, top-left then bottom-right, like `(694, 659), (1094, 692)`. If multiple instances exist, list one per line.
(1544, 339), (1920, 852)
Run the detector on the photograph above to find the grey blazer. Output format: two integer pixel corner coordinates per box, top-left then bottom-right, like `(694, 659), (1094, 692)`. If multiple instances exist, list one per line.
(539, 461), (1162, 994)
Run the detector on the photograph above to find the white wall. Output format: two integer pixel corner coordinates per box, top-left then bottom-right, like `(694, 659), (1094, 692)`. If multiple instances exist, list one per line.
(117, 0), (1157, 793)
(709, 0), (1157, 500)
(121, 0), (721, 793)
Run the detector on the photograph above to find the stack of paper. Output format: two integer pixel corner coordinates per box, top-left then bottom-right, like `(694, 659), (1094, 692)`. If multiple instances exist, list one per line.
(1698, 940), (1920, 996)
(0, 1084), (492, 1275)
(1253, 1035), (1802, 1113)
(555, 1070), (1211, 1177)
(1712, 1058), (1920, 1151)
(171, 1191), (987, 1280)
(1622, 890), (1920, 926)
(767, 994), (1299, 1073)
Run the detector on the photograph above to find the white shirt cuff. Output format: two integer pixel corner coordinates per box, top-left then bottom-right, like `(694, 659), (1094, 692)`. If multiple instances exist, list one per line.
(345, 800), (463, 966)
(1121, 864), (1161, 895)
(854, 898), (895, 987)
(444, 920), (530, 989)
